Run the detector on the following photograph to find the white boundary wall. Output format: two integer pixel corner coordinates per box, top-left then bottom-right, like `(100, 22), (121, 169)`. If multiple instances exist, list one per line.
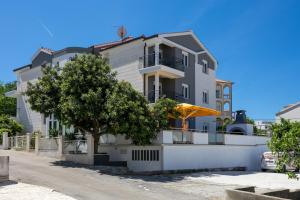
(162, 144), (268, 171)
(224, 134), (270, 145)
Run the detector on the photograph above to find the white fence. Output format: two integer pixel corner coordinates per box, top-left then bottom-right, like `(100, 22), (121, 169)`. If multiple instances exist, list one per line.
(63, 140), (87, 154)
(1, 131), (271, 173)
(38, 137), (59, 151)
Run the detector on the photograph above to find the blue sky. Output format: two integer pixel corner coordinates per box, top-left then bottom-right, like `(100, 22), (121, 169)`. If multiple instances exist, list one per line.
(0, 0), (299, 120)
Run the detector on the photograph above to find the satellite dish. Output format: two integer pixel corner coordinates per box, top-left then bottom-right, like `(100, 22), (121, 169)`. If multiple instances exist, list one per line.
(118, 26), (127, 40)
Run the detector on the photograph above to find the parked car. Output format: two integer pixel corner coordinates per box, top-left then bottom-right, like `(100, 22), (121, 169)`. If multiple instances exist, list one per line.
(261, 151), (298, 172)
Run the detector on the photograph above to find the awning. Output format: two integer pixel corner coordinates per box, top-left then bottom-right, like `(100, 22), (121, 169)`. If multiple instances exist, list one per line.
(169, 103), (221, 130)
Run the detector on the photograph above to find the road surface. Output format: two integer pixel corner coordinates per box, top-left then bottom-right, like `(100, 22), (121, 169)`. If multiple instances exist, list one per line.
(4, 150), (296, 200)
(0, 150), (231, 200)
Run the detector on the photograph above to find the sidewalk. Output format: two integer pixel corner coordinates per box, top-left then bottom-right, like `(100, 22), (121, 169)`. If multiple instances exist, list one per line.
(0, 182), (76, 200)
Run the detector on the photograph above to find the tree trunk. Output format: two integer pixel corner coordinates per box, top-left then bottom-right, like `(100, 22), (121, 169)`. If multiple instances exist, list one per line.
(93, 133), (100, 154)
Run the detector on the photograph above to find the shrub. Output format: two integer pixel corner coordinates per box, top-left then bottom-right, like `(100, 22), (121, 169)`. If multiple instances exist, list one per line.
(0, 115), (23, 136)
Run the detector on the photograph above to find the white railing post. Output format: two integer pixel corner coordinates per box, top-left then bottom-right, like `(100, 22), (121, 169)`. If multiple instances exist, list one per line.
(2, 132), (9, 150)
(57, 135), (63, 158)
(87, 134), (94, 165)
(26, 133), (31, 152)
(35, 134), (40, 155)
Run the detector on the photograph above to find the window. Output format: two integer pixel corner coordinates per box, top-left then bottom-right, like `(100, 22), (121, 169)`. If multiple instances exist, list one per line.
(216, 90), (221, 98)
(182, 84), (189, 99)
(202, 123), (209, 133)
(216, 102), (222, 111)
(202, 60), (208, 74)
(216, 85), (222, 98)
(202, 90), (209, 104)
(47, 114), (60, 135)
(152, 81), (162, 96)
(159, 49), (163, 61)
(182, 51), (188, 67)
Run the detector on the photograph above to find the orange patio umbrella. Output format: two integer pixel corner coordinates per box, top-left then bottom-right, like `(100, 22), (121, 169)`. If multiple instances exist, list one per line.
(169, 103), (221, 130)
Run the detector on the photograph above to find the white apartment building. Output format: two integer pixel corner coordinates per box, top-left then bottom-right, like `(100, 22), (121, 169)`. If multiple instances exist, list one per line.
(6, 30), (233, 137)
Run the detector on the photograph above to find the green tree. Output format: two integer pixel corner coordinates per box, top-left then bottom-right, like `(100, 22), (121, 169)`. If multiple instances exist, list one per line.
(26, 54), (177, 152)
(106, 81), (155, 145)
(268, 118), (300, 179)
(0, 81), (17, 116)
(0, 115), (23, 136)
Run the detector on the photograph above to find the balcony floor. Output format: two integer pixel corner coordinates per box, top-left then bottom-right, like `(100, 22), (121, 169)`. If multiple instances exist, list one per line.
(139, 64), (184, 79)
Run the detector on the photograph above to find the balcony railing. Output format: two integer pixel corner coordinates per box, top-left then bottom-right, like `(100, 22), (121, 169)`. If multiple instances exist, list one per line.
(223, 94), (231, 99)
(139, 53), (185, 72)
(147, 90), (190, 103)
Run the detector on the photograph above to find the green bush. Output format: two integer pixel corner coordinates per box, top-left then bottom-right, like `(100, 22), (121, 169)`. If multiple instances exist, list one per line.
(268, 118), (300, 179)
(0, 115), (23, 136)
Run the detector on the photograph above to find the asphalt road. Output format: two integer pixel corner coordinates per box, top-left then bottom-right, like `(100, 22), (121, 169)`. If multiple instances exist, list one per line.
(1, 150), (228, 200)
(3, 150), (296, 200)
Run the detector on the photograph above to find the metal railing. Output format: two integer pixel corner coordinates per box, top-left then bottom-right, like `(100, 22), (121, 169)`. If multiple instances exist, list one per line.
(172, 130), (193, 144)
(8, 137), (15, 149)
(15, 136), (26, 150)
(223, 94), (231, 99)
(139, 53), (185, 72)
(147, 90), (190, 103)
(63, 140), (87, 154)
(30, 135), (35, 150)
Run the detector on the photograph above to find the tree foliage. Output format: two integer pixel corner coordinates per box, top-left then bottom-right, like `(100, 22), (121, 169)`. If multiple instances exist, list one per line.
(268, 118), (300, 179)
(0, 115), (23, 136)
(26, 54), (178, 151)
(26, 66), (61, 117)
(0, 81), (17, 116)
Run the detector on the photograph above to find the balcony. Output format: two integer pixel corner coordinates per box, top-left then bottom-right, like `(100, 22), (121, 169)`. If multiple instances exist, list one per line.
(139, 53), (185, 79)
(147, 90), (189, 103)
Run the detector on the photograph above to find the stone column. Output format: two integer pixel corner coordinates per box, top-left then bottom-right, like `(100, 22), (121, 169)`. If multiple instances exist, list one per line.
(2, 132), (9, 150)
(35, 134), (40, 155)
(87, 134), (94, 165)
(26, 133), (31, 152)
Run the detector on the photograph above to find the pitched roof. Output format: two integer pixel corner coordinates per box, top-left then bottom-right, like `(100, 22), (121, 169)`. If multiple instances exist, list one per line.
(91, 35), (146, 52)
(13, 64), (32, 72)
(13, 30), (215, 72)
(216, 79), (233, 84)
(276, 101), (300, 116)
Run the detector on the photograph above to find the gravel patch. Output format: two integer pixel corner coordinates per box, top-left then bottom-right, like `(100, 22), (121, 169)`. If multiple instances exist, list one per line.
(185, 171), (300, 190)
(0, 182), (77, 200)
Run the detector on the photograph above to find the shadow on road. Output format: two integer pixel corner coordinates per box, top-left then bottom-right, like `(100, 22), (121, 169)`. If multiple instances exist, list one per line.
(50, 160), (258, 184)
(0, 180), (18, 187)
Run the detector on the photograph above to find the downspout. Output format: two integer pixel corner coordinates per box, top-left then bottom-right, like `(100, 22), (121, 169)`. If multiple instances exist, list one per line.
(143, 43), (147, 96)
